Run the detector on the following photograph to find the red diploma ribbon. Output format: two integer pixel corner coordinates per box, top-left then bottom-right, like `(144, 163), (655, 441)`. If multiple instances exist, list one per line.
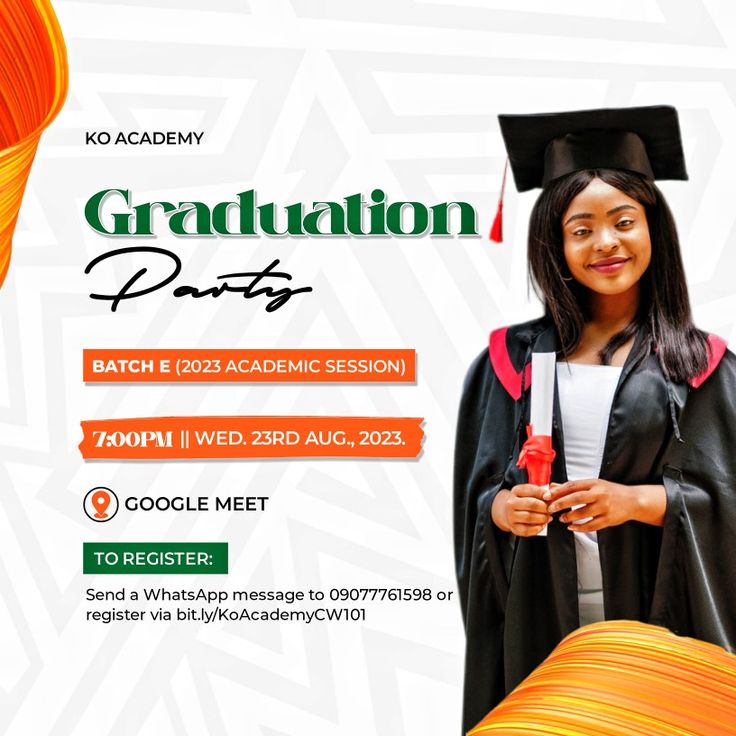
(517, 424), (556, 486)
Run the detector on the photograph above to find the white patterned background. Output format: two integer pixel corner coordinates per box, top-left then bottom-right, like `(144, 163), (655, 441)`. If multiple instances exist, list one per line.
(1, 1), (736, 734)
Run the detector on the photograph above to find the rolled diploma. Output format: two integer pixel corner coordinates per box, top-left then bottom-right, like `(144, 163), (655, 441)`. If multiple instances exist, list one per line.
(530, 352), (555, 437)
(530, 352), (556, 536)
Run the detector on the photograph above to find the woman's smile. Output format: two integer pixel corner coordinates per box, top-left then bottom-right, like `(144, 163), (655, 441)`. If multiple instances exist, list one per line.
(588, 255), (632, 274)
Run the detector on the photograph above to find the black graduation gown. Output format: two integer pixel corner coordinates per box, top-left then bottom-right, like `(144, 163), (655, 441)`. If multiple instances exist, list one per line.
(454, 317), (736, 734)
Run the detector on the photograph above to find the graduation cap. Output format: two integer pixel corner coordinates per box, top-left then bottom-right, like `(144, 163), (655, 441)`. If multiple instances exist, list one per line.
(489, 105), (688, 242)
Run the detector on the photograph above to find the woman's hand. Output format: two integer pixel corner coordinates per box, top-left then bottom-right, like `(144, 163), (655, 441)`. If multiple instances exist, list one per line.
(492, 485), (551, 536)
(544, 480), (666, 531)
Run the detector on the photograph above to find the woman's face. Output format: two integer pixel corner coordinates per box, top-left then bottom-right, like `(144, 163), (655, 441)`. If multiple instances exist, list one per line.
(561, 177), (651, 296)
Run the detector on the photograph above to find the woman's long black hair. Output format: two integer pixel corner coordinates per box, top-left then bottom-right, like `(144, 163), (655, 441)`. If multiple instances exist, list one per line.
(528, 168), (709, 383)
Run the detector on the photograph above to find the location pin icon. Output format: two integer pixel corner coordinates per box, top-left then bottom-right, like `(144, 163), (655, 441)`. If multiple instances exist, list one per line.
(92, 490), (110, 519)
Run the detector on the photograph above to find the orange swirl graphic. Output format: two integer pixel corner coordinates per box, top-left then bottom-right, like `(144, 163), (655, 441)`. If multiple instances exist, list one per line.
(0, 0), (67, 288)
(469, 621), (736, 736)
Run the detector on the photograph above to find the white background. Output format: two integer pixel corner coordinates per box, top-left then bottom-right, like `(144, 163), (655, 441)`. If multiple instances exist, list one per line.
(2, 1), (736, 734)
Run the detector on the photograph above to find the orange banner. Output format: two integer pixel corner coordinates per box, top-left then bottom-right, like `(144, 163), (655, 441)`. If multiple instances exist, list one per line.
(79, 416), (424, 459)
(83, 349), (415, 383)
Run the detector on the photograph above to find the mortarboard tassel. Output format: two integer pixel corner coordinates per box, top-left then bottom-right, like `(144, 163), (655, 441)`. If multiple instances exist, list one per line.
(489, 157), (508, 243)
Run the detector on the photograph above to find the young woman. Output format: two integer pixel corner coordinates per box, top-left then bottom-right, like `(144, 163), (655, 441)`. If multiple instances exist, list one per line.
(454, 106), (736, 733)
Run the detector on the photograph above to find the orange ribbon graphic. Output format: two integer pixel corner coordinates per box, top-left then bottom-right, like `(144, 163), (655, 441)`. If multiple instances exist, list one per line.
(0, 0), (67, 287)
(469, 621), (736, 736)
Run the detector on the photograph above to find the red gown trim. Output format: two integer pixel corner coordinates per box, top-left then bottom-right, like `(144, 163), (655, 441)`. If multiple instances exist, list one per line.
(689, 334), (727, 389)
(489, 327), (531, 401)
(489, 327), (727, 397)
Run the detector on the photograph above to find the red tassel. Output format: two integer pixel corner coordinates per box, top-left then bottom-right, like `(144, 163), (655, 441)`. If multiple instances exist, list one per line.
(489, 201), (503, 242)
(489, 158), (508, 243)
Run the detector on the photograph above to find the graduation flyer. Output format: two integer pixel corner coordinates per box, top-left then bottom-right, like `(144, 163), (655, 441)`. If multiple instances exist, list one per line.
(3, 1), (736, 734)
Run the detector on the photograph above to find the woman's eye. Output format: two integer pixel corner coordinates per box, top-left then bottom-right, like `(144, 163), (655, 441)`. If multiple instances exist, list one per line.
(572, 228), (590, 237)
(616, 218), (634, 228)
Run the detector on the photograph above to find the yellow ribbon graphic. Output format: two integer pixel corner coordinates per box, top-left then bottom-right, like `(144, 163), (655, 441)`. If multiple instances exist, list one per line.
(0, 0), (67, 288)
